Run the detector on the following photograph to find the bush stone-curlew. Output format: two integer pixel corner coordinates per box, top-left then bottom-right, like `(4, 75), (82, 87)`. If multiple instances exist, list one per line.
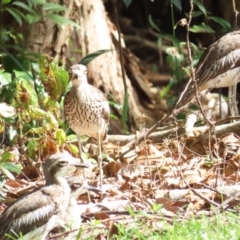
(64, 64), (110, 188)
(0, 152), (88, 240)
(175, 28), (240, 116)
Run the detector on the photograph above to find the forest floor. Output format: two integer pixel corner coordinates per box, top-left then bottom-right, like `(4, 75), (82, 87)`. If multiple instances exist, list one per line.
(1, 126), (240, 239)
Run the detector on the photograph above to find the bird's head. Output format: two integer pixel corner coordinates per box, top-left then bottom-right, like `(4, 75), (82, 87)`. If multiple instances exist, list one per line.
(67, 176), (102, 199)
(69, 64), (88, 87)
(43, 151), (88, 184)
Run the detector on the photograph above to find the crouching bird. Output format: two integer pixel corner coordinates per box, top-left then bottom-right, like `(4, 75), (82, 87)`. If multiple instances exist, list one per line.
(0, 152), (88, 240)
(48, 176), (101, 239)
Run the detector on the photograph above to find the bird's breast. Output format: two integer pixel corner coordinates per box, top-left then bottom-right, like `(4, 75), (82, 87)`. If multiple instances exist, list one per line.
(200, 67), (240, 91)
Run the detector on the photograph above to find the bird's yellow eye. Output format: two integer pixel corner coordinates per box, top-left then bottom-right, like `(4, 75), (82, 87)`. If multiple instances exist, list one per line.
(58, 160), (68, 167)
(72, 182), (81, 188)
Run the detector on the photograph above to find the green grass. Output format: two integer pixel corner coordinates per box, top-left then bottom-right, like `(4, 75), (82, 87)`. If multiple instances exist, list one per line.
(4, 211), (240, 239)
(109, 212), (240, 240)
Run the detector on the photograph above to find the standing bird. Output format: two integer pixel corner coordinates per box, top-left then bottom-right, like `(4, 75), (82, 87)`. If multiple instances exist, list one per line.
(175, 28), (240, 116)
(0, 152), (88, 240)
(64, 64), (110, 188)
(48, 176), (101, 239)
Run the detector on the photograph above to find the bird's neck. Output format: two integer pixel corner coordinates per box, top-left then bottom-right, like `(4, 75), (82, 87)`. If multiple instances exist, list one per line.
(45, 176), (71, 193)
(72, 81), (88, 88)
(54, 175), (68, 184)
(55, 176), (71, 193)
(44, 172), (54, 185)
(71, 189), (84, 199)
(72, 83), (91, 96)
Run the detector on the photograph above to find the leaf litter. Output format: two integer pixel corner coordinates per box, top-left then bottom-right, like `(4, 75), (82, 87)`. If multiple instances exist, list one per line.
(1, 131), (240, 238)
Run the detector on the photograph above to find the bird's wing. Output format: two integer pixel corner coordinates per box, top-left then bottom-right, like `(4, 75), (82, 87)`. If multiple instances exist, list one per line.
(88, 85), (110, 122)
(196, 30), (240, 84)
(101, 100), (110, 123)
(0, 187), (56, 239)
(175, 30), (240, 108)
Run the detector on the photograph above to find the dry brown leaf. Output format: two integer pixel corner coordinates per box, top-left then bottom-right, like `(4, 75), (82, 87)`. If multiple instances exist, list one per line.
(95, 212), (110, 220)
(107, 222), (119, 239)
(104, 162), (122, 177)
(156, 197), (174, 208)
(19, 166), (40, 180)
(118, 163), (142, 179)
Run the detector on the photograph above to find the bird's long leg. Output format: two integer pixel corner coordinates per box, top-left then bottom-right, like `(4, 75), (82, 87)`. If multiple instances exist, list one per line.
(77, 135), (91, 202)
(97, 130), (103, 190)
(229, 84), (239, 120)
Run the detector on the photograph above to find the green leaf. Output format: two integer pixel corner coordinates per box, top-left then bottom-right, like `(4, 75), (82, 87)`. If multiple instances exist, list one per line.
(66, 134), (77, 141)
(110, 113), (118, 120)
(165, 46), (184, 82)
(152, 203), (162, 212)
(193, 0), (207, 15)
(28, 105), (58, 128)
(55, 129), (66, 146)
(27, 0), (46, 6)
(2, 0), (11, 4)
(27, 140), (39, 159)
(69, 144), (79, 155)
(122, 0), (132, 8)
(0, 71), (11, 86)
(160, 78), (174, 98)
(14, 70), (32, 82)
(2, 162), (21, 173)
(126, 206), (135, 217)
(122, 91), (129, 130)
(171, 0), (182, 11)
(46, 14), (81, 29)
(108, 100), (122, 110)
(27, 127), (46, 135)
(0, 46), (31, 76)
(149, 15), (161, 33)
(25, 14), (41, 24)
(6, 8), (22, 25)
(79, 49), (113, 65)
(1, 152), (14, 162)
(39, 56), (69, 101)
(42, 3), (67, 11)
(163, 34), (180, 49)
(157, 35), (163, 47)
(189, 23), (215, 33)
(185, 11), (204, 18)
(208, 16), (231, 30)
(1, 167), (15, 180)
(12, 1), (36, 14)
(15, 78), (39, 107)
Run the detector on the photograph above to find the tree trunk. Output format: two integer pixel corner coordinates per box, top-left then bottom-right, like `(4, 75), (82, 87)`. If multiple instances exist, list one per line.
(22, 0), (154, 134)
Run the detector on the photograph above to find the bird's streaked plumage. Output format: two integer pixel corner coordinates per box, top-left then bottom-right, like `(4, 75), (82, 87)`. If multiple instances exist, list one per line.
(64, 64), (110, 188)
(0, 152), (88, 240)
(64, 64), (110, 140)
(48, 176), (101, 240)
(175, 28), (240, 113)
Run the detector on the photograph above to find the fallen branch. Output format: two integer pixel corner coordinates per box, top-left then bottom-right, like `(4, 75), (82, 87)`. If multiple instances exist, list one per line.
(108, 119), (240, 146)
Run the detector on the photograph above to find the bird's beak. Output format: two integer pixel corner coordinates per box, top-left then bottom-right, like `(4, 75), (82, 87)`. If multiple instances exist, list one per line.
(73, 163), (89, 168)
(68, 156), (89, 168)
(84, 184), (102, 192)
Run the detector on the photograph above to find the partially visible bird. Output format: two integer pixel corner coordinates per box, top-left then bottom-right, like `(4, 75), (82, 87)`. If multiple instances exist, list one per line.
(48, 176), (101, 239)
(175, 28), (240, 116)
(0, 152), (88, 240)
(64, 64), (110, 188)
